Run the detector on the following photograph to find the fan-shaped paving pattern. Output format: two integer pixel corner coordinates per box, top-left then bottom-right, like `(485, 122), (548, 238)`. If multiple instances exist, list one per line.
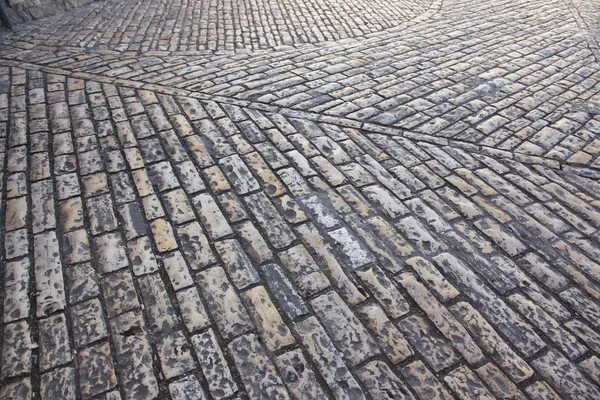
(1, 0), (600, 399)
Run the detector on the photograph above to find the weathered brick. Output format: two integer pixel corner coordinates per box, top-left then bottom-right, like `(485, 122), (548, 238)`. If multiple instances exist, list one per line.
(77, 342), (118, 399)
(196, 267), (253, 339)
(176, 221), (216, 269)
(444, 366), (495, 400)
(357, 303), (413, 363)
(70, 298), (108, 348)
(1, 321), (32, 378)
(434, 253), (545, 358)
(295, 316), (366, 399)
(214, 239), (260, 289)
(296, 223), (366, 304)
(311, 291), (379, 366)
(191, 329), (238, 399)
(192, 193), (233, 240)
(228, 333), (289, 399)
(401, 360), (453, 400)
(243, 286), (295, 351)
(34, 231), (66, 316)
(450, 301), (533, 382)
(358, 361), (413, 400)
(532, 349), (600, 400)
(157, 331), (195, 379)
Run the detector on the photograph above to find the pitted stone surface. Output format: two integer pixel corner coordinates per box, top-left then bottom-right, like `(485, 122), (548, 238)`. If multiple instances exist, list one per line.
(1, 0), (600, 399)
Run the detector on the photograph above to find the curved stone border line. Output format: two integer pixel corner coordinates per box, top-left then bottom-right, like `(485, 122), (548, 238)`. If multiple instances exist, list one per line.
(564, 0), (600, 61)
(2, 53), (598, 178)
(0, 0), (443, 58)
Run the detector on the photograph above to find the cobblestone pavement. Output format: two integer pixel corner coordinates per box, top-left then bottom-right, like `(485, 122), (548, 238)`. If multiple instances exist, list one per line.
(1, 0), (600, 398)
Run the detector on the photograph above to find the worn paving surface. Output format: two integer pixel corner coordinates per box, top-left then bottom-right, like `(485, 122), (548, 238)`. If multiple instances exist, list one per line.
(1, 0), (600, 398)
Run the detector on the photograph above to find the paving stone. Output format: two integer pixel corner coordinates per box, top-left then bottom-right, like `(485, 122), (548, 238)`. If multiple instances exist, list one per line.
(532, 349), (600, 400)
(203, 165), (232, 193)
(77, 342), (118, 399)
(434, 253), (545, 358)
(162, 250), (194, 290)
(191, 329), (238, 399)
(169, 376), (208, 400)
(476, 363), (527, 400)
(565, 319), (600, 354)
(127, 236), (159, 276)
(398, 314), (459, 372)
(0, 378), (33, 399)
(243, 286), (295, 351)
(38, 313), (71, 370)
(244, 151), (287, 196)
(87, 194), (118, 234)
(5, 2), (600, 396)
(276, 352), (329, 400)
(109, 311), (159, 400)
(357, 303), (413, 364)
(3, 258), (30, 323)
(311, 291), (380, 366)
(40, 367), (77, 400)
(34, 231), (66, 316)
(259, 263), (309, 320)
(148, 161), (180, 192)
(508, 293), (587, 359)
(176, 221), (216, 269)
(157, 331), (195, 379)
(397, 272), (484, 364)
(5, 196), (27, 231)
(94, 232), (129, 273)
(579, 356), (600, 386)
(524, 381), (562, 400)
(245, 192), (296, 248)
(197, 267), (253, 339)
(405, 256), (459, 302)
(228, 333), (290, 399)
(101, 270), (139, 317)
(296, 222), (366, 305)
(214, 238), (260, 289)
(234, 220), (274, 263)
(137, 273), (178, 332)
(401, 360), (453, 400)
(218, 191), (249, 222)
(295, 316), (366, 399)
(298, 194), (342, 229)
(278, 244), (330, 296)
(192, 192), (233, 240)
(173, 161), (206, 194)
(444, 366), (495, 400)
(63, 228), (91, 264)
(367, 215), (414, 257)
(219, 154), (260, 194)
(70, 298), (108, 348)
(358, 360), (414, 400)
(1, 321), (32, 379)
(150, 218), (178, 252)
(450, 301), (534, 383)
(327, 226), (376, 269)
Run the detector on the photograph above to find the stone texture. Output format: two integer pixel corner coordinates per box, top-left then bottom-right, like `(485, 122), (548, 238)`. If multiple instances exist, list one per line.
(3, 3), (600, 397)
